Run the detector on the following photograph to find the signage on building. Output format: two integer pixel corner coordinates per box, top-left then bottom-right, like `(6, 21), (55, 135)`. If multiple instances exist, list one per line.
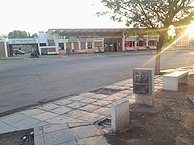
(8, 38), (37, 44)
(133, 68), (154, 95)
(68, 37), (104, 42)
(94, 38), (104, 42)
(0, 38), (5, 42)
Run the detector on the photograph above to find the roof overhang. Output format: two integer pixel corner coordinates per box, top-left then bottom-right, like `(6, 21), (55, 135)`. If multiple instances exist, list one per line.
(48, 28), (129, 35)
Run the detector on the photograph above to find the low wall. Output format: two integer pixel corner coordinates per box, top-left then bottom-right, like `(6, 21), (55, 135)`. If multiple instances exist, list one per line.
(0, 42), (6, 57)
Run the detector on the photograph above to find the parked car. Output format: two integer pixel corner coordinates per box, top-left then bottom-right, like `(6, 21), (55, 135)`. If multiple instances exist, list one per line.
(14, 49), (25, 55)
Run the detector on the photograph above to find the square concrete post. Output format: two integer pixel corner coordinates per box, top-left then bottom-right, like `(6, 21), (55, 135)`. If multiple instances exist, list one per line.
(133, 68), (154, 106)
(4, 39), (8, 58)
(122, 32), (125, 51)
(111, 99), (129, 133)
(64, 36), (67, 54)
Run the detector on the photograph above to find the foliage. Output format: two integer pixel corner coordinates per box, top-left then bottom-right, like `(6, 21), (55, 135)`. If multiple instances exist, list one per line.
(0, 34), (7, 38)
(100, 0), (194, 32)
(8, 30), (37, 38)
(99, 0), (194, 74)
(30, 33), (38, 38)
(8, 30), (29, 38)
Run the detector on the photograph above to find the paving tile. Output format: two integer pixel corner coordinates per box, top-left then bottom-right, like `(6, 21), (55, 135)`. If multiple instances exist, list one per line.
(93, 107), (111, 116)
(105, 104), (112, 108)
(1, 113), (28, 124)
(79, 104), (101, 112)
(113, 81), (126, 86)
(71, 125), (103, 139)
(123, 84), (131, 87)
(104, 85), (119, 89)
(57, 141), (78, 145)
(0, 121), (7, 128)
(68, 122), (91, 128)
(11, 117), (41, 129)
(46, 115), (73, 124)
(118, 91), (132, 96)
(79, 113), (106, 123)
(66, 109), (88, 118)
(35, 125), (75, 145)
(32, 112), (58, 121)
(54, 99), (74, 106)
(79, 98), (98, 104)
(117, 86), (129, 90)
(51, 106), (72, 115)
(121, 90), (133, 94)
(48, 116), (87, 125)
(30, 121), (48, 128)
(20, 108), (46, 116)
(38, 103), (59, 111)
(66, 102), (86, 109)
(34, 134), (45, 145)
(79, 92), (96, 98)
(42, 124), (69, 134)
(34, 126), (44, 136)
(92, 100), (112, 107)
(66, 118), (88, 124)
(0, 124), (18, 134)
(68, 96), (86, 101)
(90, 94), (108, 100)
(113, 92), (130, 98)
(102, 96), (119, 101)
(77, 136), (110, 145)
(44, 128), (75, 145)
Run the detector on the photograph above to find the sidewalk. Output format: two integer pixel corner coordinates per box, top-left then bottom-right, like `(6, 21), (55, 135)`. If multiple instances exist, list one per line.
(0, 74), (163, 145)
(0, 50), (156, 61)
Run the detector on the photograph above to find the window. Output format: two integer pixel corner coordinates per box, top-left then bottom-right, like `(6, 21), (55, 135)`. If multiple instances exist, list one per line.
(40, 43), (46, 46)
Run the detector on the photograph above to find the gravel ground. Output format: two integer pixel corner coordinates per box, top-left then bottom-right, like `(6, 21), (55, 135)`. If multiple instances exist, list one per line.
(0, 129), (34, 145)
(104, 83), (194, 145)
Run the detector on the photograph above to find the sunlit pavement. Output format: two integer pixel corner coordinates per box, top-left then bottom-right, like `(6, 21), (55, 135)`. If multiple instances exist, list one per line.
(2, 49), (194, 60)
(0, 74), (164, 145)
(0, 66), (194, 144)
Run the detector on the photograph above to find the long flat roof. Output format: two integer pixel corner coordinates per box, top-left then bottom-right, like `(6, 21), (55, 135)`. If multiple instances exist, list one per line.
(48, 28), (129, 34)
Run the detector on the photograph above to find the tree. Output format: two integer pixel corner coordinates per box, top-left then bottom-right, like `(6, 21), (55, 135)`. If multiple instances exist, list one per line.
(30, 33), (38, 38)
(99, 0), (194, 74)
(8, 30), (29, 38)
(0, 34), (7, 38)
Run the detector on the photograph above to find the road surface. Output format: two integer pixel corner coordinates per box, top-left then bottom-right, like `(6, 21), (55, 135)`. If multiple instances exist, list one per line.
(0, 51), (194, 115)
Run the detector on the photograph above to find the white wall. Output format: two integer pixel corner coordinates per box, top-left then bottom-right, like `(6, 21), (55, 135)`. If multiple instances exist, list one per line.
(37, 32), (54, 44)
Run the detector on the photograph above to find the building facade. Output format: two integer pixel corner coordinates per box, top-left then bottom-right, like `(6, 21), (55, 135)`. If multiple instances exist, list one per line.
(48, 28), (159, 55)
(0, 38), (8, 58)
(1, 28), (161, 58)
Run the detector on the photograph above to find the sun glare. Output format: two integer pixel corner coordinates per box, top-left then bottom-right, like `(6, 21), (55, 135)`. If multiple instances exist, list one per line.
(187, 23), (194, 38)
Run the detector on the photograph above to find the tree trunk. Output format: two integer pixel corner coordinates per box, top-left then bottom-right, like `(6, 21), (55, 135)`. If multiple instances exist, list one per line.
(155, 47), (161, 75)
(154, 33), (166, 75)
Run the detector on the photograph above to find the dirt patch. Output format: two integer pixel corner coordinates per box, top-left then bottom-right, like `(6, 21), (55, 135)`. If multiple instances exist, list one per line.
(0, 129), (34, 145)
(90, 88), (122, 95)
(104, 84), (194, 145)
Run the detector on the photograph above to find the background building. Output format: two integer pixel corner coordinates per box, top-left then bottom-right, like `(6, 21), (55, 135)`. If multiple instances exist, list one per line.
(0, 28), (160, 58)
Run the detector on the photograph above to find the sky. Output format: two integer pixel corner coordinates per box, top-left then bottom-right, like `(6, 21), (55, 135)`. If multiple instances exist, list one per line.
(0, 0), (126, 35)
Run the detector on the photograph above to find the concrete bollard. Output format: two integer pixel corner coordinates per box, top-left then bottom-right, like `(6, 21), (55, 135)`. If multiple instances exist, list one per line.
(134, 94), (154, 106)
(111, 99), (129, 133)
(133, 68), (154, 106)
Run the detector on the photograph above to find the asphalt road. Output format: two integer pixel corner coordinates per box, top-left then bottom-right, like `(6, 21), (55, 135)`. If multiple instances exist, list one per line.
(0, 51), (194, 115)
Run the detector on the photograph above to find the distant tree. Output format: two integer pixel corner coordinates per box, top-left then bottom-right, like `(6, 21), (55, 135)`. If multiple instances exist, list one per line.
(99, 0), (194, 74)
(8, 30), (38, 38)
(8, 30), (29, 38)
(30, 33), (38, 38)
(0, 34), (7, 38)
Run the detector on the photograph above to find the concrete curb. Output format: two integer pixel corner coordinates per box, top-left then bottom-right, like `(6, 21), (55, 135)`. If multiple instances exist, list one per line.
(0, 57), (31, 60)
